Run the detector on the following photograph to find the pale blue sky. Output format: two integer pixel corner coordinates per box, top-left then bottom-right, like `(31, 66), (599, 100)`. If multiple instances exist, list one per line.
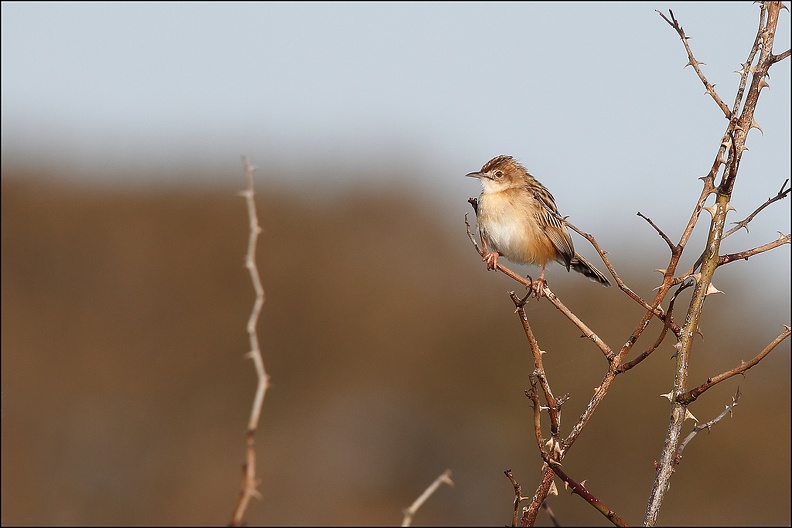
(2, 2), (790, 290)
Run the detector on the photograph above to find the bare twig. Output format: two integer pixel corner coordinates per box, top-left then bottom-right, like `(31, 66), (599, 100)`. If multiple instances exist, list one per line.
(656, 9), (731, 117)
(717, 233), (791, 266)
(230, 157), (271, 527)
(677, 388), (741, 457)
(637, 212), (677, 251)
(401, 470), (453, 527)
(723, 179), (790, 238)
(679, 326), (791, 404)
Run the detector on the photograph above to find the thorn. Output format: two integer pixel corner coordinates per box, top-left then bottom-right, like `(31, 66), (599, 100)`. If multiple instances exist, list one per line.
(703, 204), (718, 217)
(654, 268), (668, 274)
(549, 480), (559, 496)
(684, 408), (699, 423)
(661, 391), (674, 402)
(580, 479), (588, 488)
(725, 203), (736, 213)
(759, 77), (770, 90)
(673, 341), (683, 351)
(685, 59), (705, 68)
(750, 119), (764, 135)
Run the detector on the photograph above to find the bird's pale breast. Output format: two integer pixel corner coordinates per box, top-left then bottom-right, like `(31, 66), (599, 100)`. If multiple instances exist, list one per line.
(477, 188), (558, 266)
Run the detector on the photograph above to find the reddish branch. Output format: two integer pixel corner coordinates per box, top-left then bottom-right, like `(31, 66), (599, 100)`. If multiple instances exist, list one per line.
(545, 461), (629, 527)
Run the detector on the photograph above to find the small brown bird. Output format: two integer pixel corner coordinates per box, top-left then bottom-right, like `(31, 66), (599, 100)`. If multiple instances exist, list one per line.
(467, 155), (610, 293)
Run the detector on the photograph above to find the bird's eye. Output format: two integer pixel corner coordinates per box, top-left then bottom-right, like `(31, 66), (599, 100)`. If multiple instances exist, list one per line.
(494, 170), (503, 179)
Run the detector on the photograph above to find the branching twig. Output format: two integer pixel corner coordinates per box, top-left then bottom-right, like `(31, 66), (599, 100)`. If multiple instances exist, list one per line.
(401, 470), (453, 527)
(230, 157), (271, 527)
(723, 179), (790, 238)
(688, 179), (790, 274)
(679, 326), (791, 404)
(617, 276), (696, 373)
(656, 9), (731, 118)
(559, 210), (681, 336)
(717, 233), (791, 266)
(512, 292), (562, 438)
(677, 388), (741, 457)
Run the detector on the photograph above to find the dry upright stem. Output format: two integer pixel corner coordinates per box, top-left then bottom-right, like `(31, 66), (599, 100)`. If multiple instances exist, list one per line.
(230, 157), (271, 526)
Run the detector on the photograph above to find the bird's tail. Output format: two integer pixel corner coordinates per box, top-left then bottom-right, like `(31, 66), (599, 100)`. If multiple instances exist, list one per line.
(570, 254), (611, 287)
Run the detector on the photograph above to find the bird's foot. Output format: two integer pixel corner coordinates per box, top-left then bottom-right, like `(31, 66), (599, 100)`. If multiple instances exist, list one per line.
(483, 251), (500, 270)
(530, 277), (547, 297)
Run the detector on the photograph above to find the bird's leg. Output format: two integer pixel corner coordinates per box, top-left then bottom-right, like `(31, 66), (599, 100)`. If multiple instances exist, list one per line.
(480, 238), (500, 271)
(531, 266), (548, 297)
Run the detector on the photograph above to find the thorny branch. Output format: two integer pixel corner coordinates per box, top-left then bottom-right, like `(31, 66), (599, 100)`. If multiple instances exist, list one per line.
(464, 4), (789, 526)
(646, 4), (789, 525)
(545, 461), (629, 527)
(717, 233), (791, 266)
(656, 9), (732, 117)
(680, 326), (791, 404)
(686, 179), (791, 277)
(230, 158), (271, 527)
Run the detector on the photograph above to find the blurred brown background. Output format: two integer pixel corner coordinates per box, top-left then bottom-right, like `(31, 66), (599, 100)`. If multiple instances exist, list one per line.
(2, 162), (789, 526)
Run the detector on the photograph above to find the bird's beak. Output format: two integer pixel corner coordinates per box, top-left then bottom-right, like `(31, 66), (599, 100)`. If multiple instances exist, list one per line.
(466, 171), (483, 179)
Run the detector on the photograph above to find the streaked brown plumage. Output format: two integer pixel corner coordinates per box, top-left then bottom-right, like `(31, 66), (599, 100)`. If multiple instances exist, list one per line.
(467, 155), (610, 292)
